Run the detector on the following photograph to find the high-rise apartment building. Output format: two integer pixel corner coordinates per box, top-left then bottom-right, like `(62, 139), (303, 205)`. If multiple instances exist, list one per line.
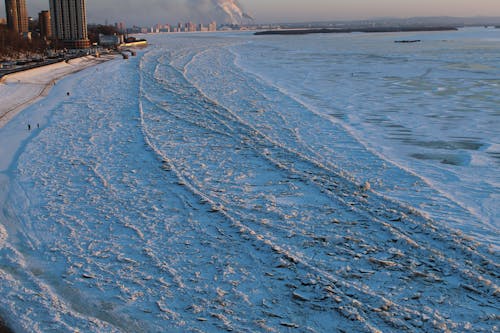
(38, 10), (52, 40)
(5, 0), (29, 34)
(115, 21), (126, 33)
(186, 22), (196, 32)
(49, 0), (90, 48)
(208, 21), (217, 32)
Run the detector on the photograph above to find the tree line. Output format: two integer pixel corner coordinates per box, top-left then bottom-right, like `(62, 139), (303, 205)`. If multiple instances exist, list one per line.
(0, 24), (121, 59)
(0, 25), (49, 59)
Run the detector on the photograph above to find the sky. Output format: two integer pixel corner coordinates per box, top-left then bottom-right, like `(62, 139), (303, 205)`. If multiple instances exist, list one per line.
(1, 0), (500, 26)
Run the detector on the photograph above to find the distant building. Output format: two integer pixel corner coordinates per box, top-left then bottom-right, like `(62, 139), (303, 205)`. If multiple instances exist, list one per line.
(208, 21), (217, 32)
(5, 0), (29, 34)
(155, 23), (164, 32)
(160, 24), (171, 33)
(98, 33), (122, 47)
(186, 22), (196, 32)
(49, 0), (90, 48)
(115, 21), (125, 33)
(38, 10), (52, 40)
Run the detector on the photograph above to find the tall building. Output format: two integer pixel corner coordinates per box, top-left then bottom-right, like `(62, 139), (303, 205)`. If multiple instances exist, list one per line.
(5, 0), (28, 34)
(38, 10), (52, 40)
(115, 21), (125, 33)
(208, 21), (217, 32)
(186, 22), (196, 32)
(49, 0), (90, 48)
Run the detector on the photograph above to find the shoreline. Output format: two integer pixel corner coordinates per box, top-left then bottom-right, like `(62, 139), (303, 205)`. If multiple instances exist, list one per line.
(0, 54), (118, 333)
(0, 54), (117, 129)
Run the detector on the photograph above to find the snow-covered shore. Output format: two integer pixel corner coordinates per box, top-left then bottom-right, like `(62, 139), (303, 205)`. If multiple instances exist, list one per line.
(0, 54), (118, 333)
(0, 31), (498, 332)
(0, 55), (116, 129)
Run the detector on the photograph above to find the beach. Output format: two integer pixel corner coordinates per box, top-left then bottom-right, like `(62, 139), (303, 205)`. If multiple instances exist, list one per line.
(0, 30), (498, 332)
(0, 55), (116, 129)
(0, 54), (117, 333)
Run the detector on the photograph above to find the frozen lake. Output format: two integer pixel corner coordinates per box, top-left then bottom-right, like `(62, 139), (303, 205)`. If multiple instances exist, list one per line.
(0, 28), (498, 332)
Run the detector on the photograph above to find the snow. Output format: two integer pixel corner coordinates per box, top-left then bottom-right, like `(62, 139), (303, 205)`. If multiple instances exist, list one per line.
(0, 56), (115, 129)
(0, 29), (498, 332)
(228, 28), (500, 239)
(0, 56), (116, 175)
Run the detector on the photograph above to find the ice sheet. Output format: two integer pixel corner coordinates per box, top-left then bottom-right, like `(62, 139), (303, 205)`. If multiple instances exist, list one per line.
(0, 30), (498, 332)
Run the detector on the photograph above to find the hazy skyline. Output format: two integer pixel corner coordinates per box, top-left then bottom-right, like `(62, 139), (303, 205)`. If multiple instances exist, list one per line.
(1, 0), (500, 26)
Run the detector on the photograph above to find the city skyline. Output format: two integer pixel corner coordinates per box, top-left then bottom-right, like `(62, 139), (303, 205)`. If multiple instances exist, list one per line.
(1, 0), (500, 26)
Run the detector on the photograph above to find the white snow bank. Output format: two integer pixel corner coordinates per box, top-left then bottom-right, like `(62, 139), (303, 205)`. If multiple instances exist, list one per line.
(0, 55), (115, 129)
(0, 55), (117, 173)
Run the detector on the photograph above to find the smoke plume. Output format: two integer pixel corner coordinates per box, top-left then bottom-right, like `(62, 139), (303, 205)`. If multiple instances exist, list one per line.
(85, 0), (254, 26)
(215, 0), (254, 24)
(185, 0), (254, 24)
